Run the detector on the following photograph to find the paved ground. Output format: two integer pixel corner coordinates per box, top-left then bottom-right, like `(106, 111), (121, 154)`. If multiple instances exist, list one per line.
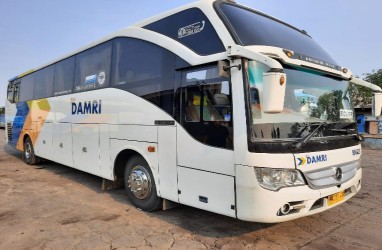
(0, 129), (381, 250)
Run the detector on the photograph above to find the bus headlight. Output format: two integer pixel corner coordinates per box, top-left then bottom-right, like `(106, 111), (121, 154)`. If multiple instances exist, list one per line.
(254, 168), (306, 191)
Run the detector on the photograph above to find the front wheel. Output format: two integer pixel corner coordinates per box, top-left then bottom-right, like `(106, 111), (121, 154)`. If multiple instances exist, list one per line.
(23, 137), (40, 165)
(124, 155), (162, 211)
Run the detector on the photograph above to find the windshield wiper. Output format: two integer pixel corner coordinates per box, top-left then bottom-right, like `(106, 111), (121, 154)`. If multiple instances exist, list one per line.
(289, 122), (328, 151)
(330, 128), (356, 133)
(329, 122), (363, 141)
(330, 127), (363, 141)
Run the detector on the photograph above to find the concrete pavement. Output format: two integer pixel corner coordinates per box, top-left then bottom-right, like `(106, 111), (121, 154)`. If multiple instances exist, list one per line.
(0, 129), (381, 249)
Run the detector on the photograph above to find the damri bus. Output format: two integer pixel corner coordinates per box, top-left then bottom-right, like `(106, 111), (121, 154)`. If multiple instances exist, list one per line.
(5, 0), (377, 223)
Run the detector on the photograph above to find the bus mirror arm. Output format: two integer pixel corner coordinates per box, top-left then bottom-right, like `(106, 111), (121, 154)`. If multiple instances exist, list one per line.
(223, 64), (242, 72)
(349, 77), (382, 117)
(218, 60), (241, 77)
(226, 44), (283, 70)
(218, 61), (230, 78)
(225, 45), (287, 113)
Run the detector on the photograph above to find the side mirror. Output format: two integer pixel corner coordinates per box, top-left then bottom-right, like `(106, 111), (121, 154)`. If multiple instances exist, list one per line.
(262, 71), (287, 113)
(372, 92), (382, 117)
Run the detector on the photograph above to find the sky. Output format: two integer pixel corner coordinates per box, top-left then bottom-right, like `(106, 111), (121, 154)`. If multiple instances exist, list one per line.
(1, 0), (381, 106)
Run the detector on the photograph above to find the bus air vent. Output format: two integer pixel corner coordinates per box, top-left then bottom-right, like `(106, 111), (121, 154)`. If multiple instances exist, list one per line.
(7, 123), (12, 141)
(310, 198), (324, 211)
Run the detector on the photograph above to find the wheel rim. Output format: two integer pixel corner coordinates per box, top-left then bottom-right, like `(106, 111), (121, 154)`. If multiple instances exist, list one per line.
(25, 142), (32, 160)
(128, 165), (152, 200)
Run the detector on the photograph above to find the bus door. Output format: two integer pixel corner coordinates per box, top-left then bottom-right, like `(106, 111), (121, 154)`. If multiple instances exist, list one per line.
(175, 64), (236, 217)
(157, 124), (178, 202)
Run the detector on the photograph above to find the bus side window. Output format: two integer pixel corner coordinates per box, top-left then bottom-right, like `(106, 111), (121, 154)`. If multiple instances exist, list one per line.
(181, 65), (233, 149)
(74, 41), (112, 92)
(53, 56), (75, 96)
(19, 74), (35, 102)
(144, 8), (225, 55)
(111, 38), (176, 116)
(34, 64), (54, 99)
(7, 82), (14, 103)
(13, 81), (20, 103)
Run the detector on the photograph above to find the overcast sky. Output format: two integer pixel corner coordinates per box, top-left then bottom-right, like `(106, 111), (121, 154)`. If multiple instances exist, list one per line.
(1, 0), (381, 106)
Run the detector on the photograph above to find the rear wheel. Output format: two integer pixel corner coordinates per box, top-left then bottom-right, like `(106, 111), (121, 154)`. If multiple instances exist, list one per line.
(23, 137), (40, 165)
(124, 155), (162, 211)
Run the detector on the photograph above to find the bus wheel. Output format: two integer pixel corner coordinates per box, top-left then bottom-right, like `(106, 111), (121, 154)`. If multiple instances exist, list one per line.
(23, 137), (40, 165)
(124, 155), (162, 211)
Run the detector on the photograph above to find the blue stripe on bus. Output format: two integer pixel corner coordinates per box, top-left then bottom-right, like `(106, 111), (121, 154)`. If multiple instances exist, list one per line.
(10, 102), (29, 147)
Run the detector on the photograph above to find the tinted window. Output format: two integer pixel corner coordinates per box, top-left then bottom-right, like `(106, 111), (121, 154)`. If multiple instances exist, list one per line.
(34, 65), (54, 99)
(54, 56), (75, 96)
(217, 3), (336, 64)
(13, 81), (20, 103)
(19, 73), (35, 102)
(144, 8), (225, 55)
(111, 38), (176, 115)
(7, 82), (14, 103)
(74, 41), (112, 92)
(181, 65), (233, 149)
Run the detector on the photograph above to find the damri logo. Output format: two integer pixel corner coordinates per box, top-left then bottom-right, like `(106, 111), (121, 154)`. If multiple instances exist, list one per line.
(297, 154), (328, 166)
(178, 21), (205, 39)
(71, 100), (102, 115)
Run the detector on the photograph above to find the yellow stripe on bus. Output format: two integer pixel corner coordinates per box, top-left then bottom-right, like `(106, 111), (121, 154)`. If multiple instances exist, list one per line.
(18, 69), (35, 78)
(16, 99), (51, 151)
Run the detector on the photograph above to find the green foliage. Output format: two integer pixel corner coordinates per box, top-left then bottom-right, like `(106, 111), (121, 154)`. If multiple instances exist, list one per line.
(351, 69), (382, 107)
(365, 69), (382, 86)
(311, 90), (343, 121)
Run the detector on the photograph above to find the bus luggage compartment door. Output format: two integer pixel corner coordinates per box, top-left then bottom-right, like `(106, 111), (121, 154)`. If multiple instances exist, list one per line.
(177, 166), (236, 218)
(72, 124), (100, 175)
(52, 123), (73, 167)
(34, 122), (53, 159)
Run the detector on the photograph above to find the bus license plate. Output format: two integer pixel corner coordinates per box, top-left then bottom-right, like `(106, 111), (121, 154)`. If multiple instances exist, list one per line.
(327, 191), (345, 206)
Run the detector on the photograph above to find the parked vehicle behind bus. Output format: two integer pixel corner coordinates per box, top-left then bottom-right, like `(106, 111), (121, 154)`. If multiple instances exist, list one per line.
(0, 107), (5, 129)
(5, 0), (367, 223)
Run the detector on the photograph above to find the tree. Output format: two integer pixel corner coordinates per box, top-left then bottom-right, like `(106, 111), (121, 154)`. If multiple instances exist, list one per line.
(311, 90), (343, 121)
(351, 69), (382, 107)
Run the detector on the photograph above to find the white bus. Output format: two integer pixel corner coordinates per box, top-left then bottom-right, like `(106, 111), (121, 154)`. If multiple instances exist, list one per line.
(5, 0), (364, 223)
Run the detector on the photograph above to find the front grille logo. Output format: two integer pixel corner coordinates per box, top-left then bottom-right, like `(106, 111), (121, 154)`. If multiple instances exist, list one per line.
(335, 168), (343, 181)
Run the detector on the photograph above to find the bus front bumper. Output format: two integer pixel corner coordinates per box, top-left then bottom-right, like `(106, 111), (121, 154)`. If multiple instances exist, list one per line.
(235, 165), (362, 223)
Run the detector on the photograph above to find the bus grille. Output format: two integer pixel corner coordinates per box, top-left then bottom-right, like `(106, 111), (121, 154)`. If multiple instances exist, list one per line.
(7, 123), (12, 141)
(303, 161), (358, 189)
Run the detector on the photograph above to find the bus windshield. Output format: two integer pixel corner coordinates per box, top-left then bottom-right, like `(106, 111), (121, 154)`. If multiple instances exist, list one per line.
(217, 2), (336, 65)
(248, 61), (355, 140)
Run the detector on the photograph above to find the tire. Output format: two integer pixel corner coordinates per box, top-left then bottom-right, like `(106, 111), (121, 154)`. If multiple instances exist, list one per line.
(124, 155), (162, 211)
(23, 137), (40, 165)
